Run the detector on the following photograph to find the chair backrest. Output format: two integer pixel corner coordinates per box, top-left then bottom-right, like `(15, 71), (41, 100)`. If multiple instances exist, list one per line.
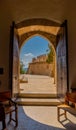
(66, 92), (76, 103)
(0, 91), (11, 102)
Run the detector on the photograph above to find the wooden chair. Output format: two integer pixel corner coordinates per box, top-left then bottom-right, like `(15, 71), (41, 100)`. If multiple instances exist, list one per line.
(57, 92), (76, 121)
(0, 91), (18, 130)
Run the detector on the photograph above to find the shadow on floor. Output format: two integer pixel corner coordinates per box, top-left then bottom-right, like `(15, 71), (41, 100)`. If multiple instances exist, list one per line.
(59, 118), (76, 130)
(0, 106), (76, 130)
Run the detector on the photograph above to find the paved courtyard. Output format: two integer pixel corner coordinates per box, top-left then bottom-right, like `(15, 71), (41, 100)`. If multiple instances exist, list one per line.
(20, 74), (56, 94)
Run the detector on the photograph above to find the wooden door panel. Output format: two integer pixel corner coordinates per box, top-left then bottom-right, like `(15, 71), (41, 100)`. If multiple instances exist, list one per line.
(56, 21), (68, 99)
(12, 30), (19, 97)
(9, 22), (19, 97)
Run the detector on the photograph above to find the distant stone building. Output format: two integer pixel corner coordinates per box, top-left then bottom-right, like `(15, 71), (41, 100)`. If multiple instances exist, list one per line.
(27, 54), (54, 77)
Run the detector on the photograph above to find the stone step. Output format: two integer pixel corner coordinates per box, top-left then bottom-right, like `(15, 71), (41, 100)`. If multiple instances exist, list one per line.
(17, 98), (61, 106)
(18, 93), (57, 98)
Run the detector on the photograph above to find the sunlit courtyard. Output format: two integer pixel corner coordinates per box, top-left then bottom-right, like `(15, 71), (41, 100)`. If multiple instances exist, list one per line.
(20, 74), (56, 94)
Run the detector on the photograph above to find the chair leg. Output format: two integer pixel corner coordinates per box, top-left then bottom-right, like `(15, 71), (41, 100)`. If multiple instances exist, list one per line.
(9, 112), (12, 122)
(64, 110), (67, 119)
(2, 119), (6, 130)
(15, 108), (18, 126)
(57, 107), (60, 121)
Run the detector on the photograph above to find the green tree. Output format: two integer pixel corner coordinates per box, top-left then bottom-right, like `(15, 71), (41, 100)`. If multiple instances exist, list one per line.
(20, 61), (25, 74)
(46, 44), (54, 63)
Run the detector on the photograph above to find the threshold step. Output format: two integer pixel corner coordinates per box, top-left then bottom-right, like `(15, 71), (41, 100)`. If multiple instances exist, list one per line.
(17, 98), (61, 106)
(18, 93), (57, 98)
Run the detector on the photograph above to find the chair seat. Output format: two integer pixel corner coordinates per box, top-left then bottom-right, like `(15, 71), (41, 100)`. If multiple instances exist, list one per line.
(58, 104), (76, 115)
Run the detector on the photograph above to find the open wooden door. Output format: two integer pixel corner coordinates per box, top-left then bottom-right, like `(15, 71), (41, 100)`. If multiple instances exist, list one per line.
(9, 22), (19, 97)
(56, 20), (69, 99)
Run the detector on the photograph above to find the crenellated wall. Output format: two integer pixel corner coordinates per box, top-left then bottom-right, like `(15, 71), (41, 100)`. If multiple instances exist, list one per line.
(27, 54), (54, 77)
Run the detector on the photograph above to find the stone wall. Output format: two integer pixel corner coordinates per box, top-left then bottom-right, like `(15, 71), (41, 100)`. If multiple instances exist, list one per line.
(27, 55), (54, 77)
(27, 62), (54, 77)
(32, 54), (48, 63)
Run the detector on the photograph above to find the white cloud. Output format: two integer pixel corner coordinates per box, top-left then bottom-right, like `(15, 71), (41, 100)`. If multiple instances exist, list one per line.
(21, 53), (35, 68)
(24, 53), (34, 57)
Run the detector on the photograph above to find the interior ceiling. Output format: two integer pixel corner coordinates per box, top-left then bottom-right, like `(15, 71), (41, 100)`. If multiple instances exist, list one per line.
(1, 0), (73, 37)
(2, 0), (69, 24)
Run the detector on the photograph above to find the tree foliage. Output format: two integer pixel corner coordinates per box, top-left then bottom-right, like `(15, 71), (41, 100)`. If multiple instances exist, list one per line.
(46, 44), (54, 63)
(20, 61), (25, 74)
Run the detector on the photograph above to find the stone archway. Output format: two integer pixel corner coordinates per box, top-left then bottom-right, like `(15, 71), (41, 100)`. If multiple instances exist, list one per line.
(11, 19), (68, 107)
(11, 18), (68, 101)
(16, 18), (60, 96)
(18, 24), (59, 85)
(19, 34), (57, 96)
(20, 32), (56, 84)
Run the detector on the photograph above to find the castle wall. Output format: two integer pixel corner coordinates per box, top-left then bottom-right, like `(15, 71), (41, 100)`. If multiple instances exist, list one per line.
(27, 62), (54, 77)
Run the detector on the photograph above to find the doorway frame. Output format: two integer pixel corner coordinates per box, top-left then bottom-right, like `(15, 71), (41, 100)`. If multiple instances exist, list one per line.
(9, 18), (69, 97)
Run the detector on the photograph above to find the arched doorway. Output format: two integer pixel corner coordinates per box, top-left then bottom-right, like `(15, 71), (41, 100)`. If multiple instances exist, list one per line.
(19, 34), (56, 95)
(10, 19), (68, 101)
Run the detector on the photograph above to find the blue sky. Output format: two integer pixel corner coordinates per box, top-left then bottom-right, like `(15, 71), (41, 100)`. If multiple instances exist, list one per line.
(20, 35), (49, 68)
